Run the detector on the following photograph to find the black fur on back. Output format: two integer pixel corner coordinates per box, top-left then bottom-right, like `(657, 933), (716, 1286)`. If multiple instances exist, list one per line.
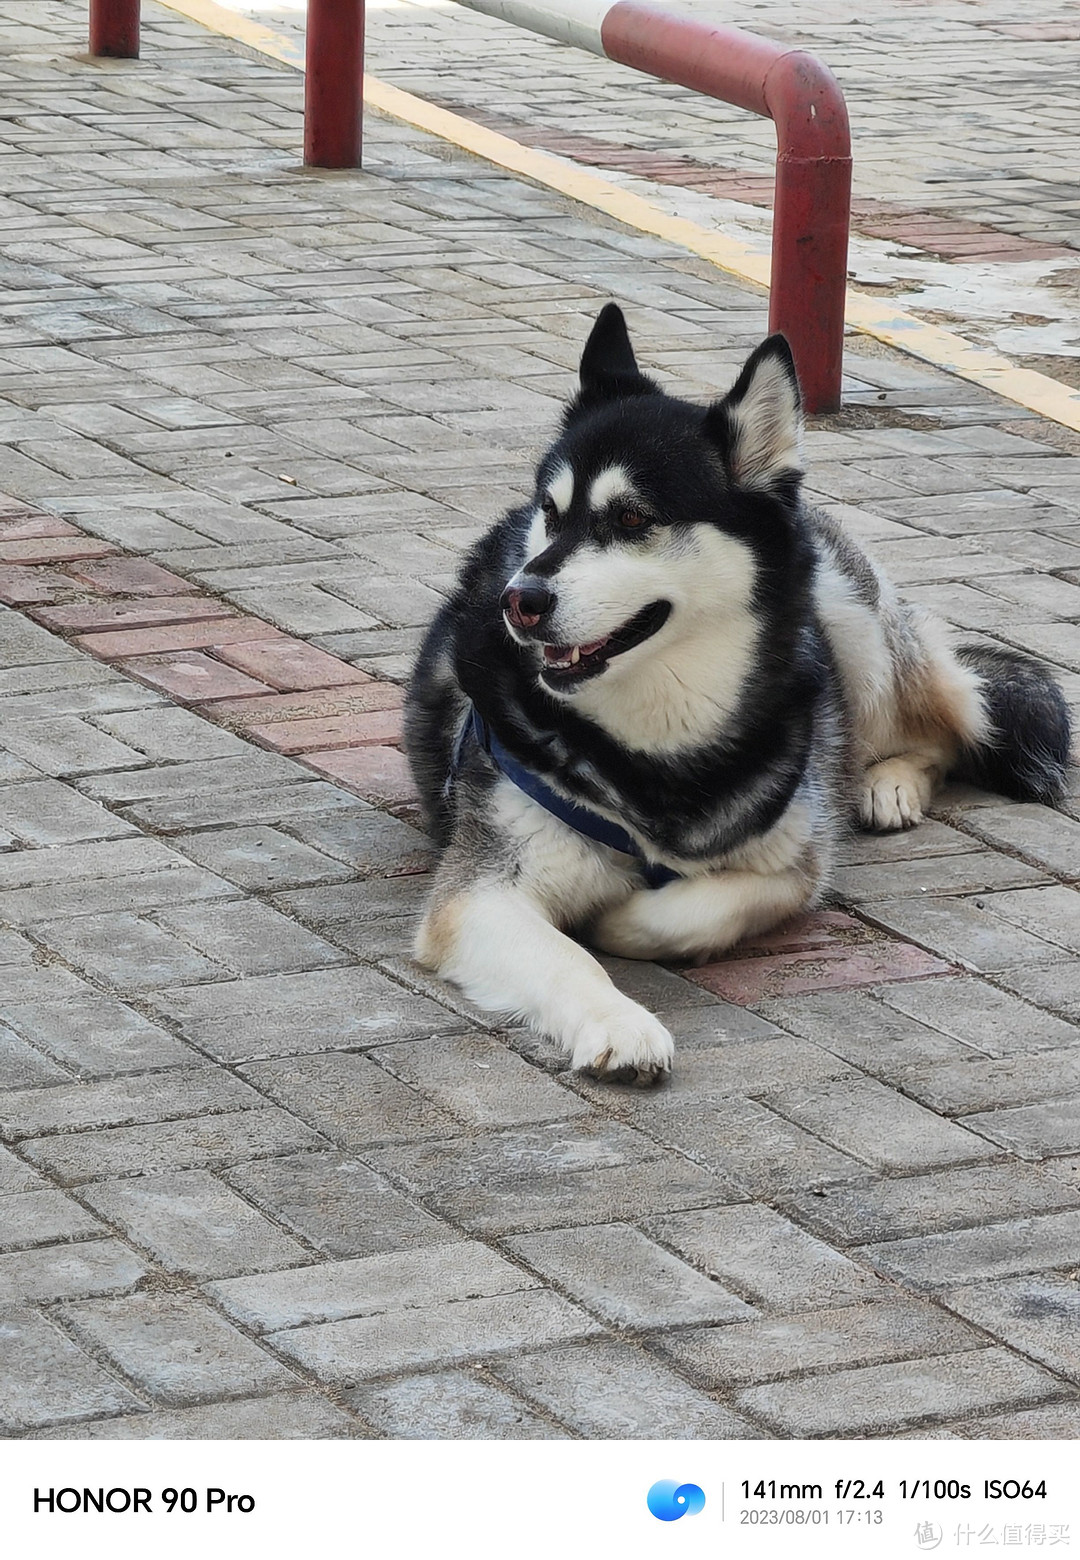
(955, 644), (1071, 803)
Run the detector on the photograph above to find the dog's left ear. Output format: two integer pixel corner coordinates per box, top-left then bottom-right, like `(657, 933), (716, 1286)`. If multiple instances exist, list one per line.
(571, 303), (657, 414)
(704, 335), (803, 494)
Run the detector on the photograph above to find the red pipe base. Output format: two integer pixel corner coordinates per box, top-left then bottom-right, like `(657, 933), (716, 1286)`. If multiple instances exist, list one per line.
(89, 0), (140, 57)
(305, 0), (365, 169)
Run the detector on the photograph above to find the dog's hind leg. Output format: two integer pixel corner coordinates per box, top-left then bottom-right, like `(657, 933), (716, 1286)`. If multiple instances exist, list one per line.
(417, 884), (674, 1085)
(859, 750), (945, 832)
(588, 866), (811, 963)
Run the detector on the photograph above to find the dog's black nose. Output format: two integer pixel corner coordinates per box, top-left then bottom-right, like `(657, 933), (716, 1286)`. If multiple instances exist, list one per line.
(502, 582), (554, 629)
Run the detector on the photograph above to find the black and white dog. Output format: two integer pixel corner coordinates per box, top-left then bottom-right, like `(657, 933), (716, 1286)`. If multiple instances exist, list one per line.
(405, 304), (1070, 1084)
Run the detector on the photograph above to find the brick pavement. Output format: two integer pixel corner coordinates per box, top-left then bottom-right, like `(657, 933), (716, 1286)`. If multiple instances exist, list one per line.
(3, 0), (1080, 1439)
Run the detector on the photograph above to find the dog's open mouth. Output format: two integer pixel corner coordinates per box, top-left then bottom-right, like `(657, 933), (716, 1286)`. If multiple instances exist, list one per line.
(540, 600), (671, 687)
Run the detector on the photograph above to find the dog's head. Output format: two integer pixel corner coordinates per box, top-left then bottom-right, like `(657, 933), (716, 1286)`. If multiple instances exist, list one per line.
(501, 303), (806, 699)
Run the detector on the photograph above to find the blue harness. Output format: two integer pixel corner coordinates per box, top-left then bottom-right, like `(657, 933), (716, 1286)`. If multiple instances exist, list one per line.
(453, 706), (680, 889)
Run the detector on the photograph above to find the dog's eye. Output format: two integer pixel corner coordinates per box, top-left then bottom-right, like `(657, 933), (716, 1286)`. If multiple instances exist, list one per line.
(541, 496), (558, 525)
(620, 509), (647, 529)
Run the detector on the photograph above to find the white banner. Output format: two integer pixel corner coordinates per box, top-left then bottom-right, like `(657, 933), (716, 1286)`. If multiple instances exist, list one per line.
(1, 1437), (1074, 1560)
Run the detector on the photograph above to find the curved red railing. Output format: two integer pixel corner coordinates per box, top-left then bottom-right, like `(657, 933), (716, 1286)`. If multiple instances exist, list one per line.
(602, 5), (851, 412)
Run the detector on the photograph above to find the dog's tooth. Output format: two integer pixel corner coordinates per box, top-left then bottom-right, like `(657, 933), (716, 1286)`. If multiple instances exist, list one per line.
(570, 646), (580, 664)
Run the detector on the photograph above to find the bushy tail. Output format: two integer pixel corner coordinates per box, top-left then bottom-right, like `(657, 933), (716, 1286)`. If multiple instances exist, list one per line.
(954, 644), (1071, 803)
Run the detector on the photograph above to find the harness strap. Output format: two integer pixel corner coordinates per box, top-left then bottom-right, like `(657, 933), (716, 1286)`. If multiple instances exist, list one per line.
(452, 705), (681, 889)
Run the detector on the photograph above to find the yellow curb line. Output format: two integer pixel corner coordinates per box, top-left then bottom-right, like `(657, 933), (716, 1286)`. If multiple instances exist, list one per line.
(152, 0), (1080, 431)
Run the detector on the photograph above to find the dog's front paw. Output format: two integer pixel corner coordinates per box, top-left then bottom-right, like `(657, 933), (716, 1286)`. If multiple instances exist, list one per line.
(570, 1006), (674, 1087)
(860, 758), (931, 832)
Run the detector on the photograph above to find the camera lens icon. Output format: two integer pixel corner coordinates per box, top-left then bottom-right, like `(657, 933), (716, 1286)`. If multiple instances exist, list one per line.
(647, 1481), (706, 1522)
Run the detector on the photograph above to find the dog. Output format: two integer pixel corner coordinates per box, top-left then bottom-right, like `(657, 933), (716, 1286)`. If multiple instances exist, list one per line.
(404, 303), (1070, 1085)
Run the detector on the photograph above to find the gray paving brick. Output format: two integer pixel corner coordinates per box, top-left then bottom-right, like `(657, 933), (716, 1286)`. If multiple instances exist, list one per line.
(963, 804), (1080, 875)
(240, 1051), (459, 1148)
(0, 717), (146, 777)
(283, 808), (433, 876)
(0, 1025), (68, 1089)
(0, 1239), (148, 1306)
(209, 1241), (535, 1331)
(762, 1076), (993, 1172)
(94, 706), (251, 761)
(173, 824), (355, 890)
(147, 967), (462, 1061)
(861, 896), (1066, 972)
(491, 1339), (762, 1438)
(835, 851), (1045, 903)
(371, 1033), (587, 1128)
(0, 1146), (47, 1197)
(0, 611), (81, 669)
(644, 1205), (889, 1312)
(2, 995), (198, 1078)
(943, 1273), (1080, 1383)
(127, 780), (368, 834)
(982, 885), (1080, 954)
(0, 1305), (142, 1432)
(504, 1222), (757, 1328)
(780, 1163), (1080, 1246)
(154, 899), (351, 976)
(0, 1189), (105, 1252)
(0, 1063), (263, 1142)
(939, 1403), (1080, 1440)
(0, 834), (174, 890)
(652, 1297), (984, 1389)
(893, 1050), (1080, 1116)
(1000, 963), (1080, 1024)
(58, 1294), (297, 1406)
(0, 932), (34, 965)
(81, 751), (308, 805)
(962, 1097), (1080, 1159)
(656, 1002), (786, 1047)
(736, 1347), (1062, 1437)
(35, 912), (228, 990)
(0, 864), (237, 925)
(80, 1170), (309, 1279)
(35, 1391), (361, 1440)
(3, 779), (136, 846)
(858, 1210), (1080, 1289)
(642, 1096), (870, 1196)
(346, 1370), (562, 1438)
(272, 876), (431, 935)
(267, 1289), (599, 1384)
(756, 988), (981, 1070)
(577, 1035), (855, 1114)
(23, 1107), (327, 1187)
(223, 1152), (454, 1258)
(876, 977), (1080, 1056)
(368, 1118), (735, 1235)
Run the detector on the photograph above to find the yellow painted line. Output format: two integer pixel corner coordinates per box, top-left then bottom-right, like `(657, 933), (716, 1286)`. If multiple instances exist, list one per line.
(151, 0), (1080, 431)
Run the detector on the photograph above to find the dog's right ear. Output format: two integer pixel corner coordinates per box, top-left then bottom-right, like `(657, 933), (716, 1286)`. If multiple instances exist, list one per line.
(569, 304), (657, 418)
(703, 334), (804, 497)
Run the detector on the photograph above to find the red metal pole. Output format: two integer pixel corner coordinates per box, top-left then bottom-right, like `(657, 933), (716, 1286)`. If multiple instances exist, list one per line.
(89, 0), (140, 57)
(305, 0), (365, 169)
(601, 5), (851, 413)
